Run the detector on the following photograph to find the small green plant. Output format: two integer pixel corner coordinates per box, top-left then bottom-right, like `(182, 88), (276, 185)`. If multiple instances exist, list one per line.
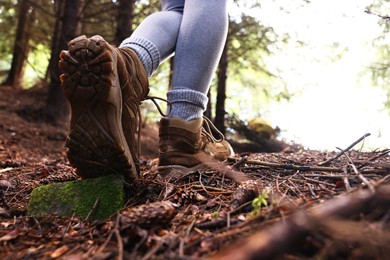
(212, 211), (219, 218)
(249, 189), (269, 217)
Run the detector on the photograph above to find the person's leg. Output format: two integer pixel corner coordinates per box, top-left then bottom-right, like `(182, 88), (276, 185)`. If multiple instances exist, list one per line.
(119, 0), (184, 76)
(120, 0), (228, 122)
(59, 1), (185, 179)
(60, 0), (232, 179)
(160, 0), (184, 12)
(158, 0), (234, 177)
(167, 0), (228, 121)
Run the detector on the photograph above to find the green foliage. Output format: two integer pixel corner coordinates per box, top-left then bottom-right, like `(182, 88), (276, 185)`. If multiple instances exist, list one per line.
(208, 1), (294, 120)
(83, 0), (117, 41)
(2, 0), (297, 117)
(1, 0), (164, 87)
(0, 0), (56, 86)
(249, 189), (269, 217)
(24, 44), (50, 88)
(134, 0), (160, 24)
(144, 60), (171, 121)
(366, 0), (390, 112)
(82, 0), (161, 42)
(0, 0), (18, 67)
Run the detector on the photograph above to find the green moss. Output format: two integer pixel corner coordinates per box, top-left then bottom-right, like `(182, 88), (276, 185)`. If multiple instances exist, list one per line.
(28, 174), (125, 221)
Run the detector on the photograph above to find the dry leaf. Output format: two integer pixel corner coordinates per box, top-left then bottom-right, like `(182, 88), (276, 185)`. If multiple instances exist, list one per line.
(0, 229), (20, 241)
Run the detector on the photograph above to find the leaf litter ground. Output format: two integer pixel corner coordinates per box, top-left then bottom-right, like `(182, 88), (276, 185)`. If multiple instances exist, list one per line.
(0, 87), (389, 259)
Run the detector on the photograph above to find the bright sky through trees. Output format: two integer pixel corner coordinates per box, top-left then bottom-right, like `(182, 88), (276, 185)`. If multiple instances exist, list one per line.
(231, 0), (389, 150)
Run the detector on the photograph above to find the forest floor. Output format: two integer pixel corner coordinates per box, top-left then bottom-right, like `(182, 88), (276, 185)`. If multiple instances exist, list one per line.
(0, 86), (389, 259)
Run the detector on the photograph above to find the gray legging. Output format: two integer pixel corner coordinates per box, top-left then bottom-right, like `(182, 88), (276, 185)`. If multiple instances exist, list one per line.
(120, 0), (228, 121)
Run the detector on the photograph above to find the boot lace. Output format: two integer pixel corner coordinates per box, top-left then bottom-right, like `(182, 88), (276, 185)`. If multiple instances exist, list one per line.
(135, 99), (225, 158)
(135, 95), (172, 158)
(201, 116), (225, 143)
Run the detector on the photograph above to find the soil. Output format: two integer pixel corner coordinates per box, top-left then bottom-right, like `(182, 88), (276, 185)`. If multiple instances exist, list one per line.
(0, 86), (389, 259)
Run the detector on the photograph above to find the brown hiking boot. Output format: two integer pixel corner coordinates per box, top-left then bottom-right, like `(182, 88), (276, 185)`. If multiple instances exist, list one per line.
(117, 44), (149, 174)
(59, 35), (149, 179)
(158, 117), (235, 177)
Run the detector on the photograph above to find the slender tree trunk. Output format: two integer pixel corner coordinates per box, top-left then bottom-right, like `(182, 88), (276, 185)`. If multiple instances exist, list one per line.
(45, 0), (84, 122)
(115, 0), (136, 46)
(204, 90), (212, 121)
(45, 0), (65, 83)
(3, 0), (33, 89)
(214, 40), (228, 135)
(168, 57), (174, 91)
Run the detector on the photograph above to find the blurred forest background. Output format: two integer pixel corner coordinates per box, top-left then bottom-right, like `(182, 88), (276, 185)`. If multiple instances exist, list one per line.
(0, 0), (389, 151)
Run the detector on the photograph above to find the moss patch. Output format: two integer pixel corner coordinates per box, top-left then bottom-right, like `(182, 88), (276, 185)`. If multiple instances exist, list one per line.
(28, 174), (125, 220)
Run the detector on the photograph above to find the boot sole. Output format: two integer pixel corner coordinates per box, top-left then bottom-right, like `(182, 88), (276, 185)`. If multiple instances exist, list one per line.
(59, 35), (138, 179)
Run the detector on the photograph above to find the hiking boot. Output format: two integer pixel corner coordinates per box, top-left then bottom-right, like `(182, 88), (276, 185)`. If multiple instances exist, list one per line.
(158, 117), (235, 177)
(117, 45), (149, 174)
(59, 35), (149, 179)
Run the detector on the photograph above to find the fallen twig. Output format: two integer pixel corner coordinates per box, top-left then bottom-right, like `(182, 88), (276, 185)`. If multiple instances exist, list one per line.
(189, 185), (233, 194)
(85, 198), (100, 222)
(351, 163), (375, 192)
(232, 156), (248, 170)
(365, 8), (390, 20)
(141, 234), (168, 260)
(340, 148), (375, 192)
(95, 218), (116, 256)
(180, 217), (197, 256)
(342, 165), (352, 191)
(377, 174), (390, 185)
(213, 184), (390, 260)
(318, 133), (371, 166)
(357, 149), (390, 170)
(244, 159), (343, 172)
(114, 217), (123, 260)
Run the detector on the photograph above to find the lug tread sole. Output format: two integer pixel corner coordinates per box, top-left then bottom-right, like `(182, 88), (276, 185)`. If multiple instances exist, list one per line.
(59, 35), (136, 179)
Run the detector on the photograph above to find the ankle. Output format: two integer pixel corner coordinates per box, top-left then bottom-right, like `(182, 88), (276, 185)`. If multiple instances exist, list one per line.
(167, 89), (208, 121)
(119, 36), (160, 76)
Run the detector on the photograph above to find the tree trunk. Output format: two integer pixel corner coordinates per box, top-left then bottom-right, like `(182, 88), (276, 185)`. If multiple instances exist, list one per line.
(168, 57), (174, 91)
(204, 90), (212, 121)
(45, 0), (84, 122)
(214, 40), (228, 135)
(2, 0), (34, 89)
(114, 0), (136, 46)
(44, 0), (65, 83)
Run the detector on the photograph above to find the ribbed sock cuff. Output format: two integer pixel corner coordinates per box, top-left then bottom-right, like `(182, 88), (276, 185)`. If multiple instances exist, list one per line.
(167, 89), (209, 121)
(119, 36), (160, 76)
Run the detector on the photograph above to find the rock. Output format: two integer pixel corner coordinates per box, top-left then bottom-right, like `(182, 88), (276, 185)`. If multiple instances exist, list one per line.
(28, 174), (125, 221)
